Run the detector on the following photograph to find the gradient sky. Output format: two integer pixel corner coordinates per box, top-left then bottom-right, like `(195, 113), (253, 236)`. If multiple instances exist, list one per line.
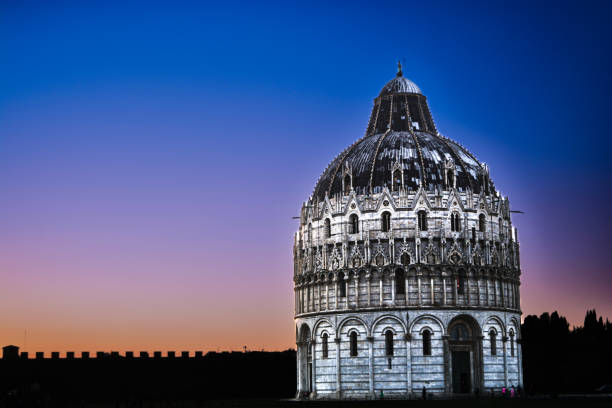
(1, 1), (611, 354)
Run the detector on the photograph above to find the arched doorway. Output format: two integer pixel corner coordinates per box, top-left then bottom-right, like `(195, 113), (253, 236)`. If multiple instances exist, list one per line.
(447, 316), (482, 394)
(297, 324), (312, 397)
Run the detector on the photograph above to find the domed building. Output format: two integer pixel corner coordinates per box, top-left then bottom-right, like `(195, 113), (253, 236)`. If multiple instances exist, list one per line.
(293, 64), (523, 399)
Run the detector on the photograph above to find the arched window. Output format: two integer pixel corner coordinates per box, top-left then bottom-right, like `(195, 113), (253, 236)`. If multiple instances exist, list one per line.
(393, 169), (402, 191)
(324, 218), (331, 238)
(479, 214), (486, 232)
(385, 330), (394, 356)
(451, 213), (461, 232)
(343, 174), (351, 195)
(322, 333), (329, 358)
(509, 329), (515, 357)
(422, 330), (432, 356)
(375, 254), (384, 267)
(381, 211), (391, 232)
(489, 329), (497, 355)
(400, 253), (411, 266)
(457, 270), (466, 295)
(337, 272), (346, 297)
(417, 210), (428, 231)
(349, 331), (358, 357)
(349, 214), (359, 234)
(395, 269), (405, 295)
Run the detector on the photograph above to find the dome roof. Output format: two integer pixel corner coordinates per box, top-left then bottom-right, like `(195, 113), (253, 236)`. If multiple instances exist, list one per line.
(378, 61), (421, 96)
(312, 131), (494, 200)
(379, 76), (421, 96)
(312, 64), (494, 200)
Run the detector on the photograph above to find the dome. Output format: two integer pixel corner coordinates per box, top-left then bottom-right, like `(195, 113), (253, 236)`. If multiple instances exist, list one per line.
(313, 130), (494, 199)
(312, 63), (494, 200)
(378, 61), (422, 96)
(379, 76), (421, 96)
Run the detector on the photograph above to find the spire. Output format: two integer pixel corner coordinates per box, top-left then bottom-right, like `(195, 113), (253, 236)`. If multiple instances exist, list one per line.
(397, 60), (403, 77)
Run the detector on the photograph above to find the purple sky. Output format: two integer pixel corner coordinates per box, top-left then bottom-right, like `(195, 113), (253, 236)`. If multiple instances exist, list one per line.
(1, 1), (611, 353)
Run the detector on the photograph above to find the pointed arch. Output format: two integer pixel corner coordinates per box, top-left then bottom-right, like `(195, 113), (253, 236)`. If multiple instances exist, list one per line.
(417, 210), (428, 231)
(343, 173), (351, 195)
(381, 211), (391, 232)
(349, 214), (359, 234)
(392, 168), (403, 192)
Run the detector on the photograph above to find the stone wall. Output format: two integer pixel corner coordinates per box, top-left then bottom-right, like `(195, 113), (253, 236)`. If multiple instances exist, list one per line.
(296, 309), (522, 399)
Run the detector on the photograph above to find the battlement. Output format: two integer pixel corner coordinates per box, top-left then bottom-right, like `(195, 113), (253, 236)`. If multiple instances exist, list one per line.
(3, 345), (258, 361)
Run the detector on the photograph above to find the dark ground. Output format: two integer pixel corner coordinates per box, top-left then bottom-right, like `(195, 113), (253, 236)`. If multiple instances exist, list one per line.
(79, 398), (612, 408)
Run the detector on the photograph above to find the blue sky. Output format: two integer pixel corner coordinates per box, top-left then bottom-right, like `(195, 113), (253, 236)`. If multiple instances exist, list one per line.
(1, 0), (611, 351)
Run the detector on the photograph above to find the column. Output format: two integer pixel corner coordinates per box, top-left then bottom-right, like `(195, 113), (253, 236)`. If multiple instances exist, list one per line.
(307, 284), (311, 312)
(502, 336), (508, 388)
(476, 278), (481, 306)
(296, 341), (302, 396)
(466, 276), (471, 305)
(326, 280), (329, 311)
(493, 279), (497, 306)
(430, 277), (434, 305)
(310, 284), (314, 311)
(311, 340), (317, 395)
(405, 334), (412, 395)
(417, 275), (422, 306)
(405, 274), (409, 306)
(478, 335), (485, 392)
(391, 271), (396, 304)
(335, 338), (342, 397)
(335, 279), (339, 310)
(379, 273), (383, 306)
(443, 335), (451, 394)
(367, 273), (372, 307)
(443, 277), (447, 305)
(453, 274), (458, 306)
(355, 272), (359, 307)
(367, 336), (374, 397)
(344, 275), (349, 310)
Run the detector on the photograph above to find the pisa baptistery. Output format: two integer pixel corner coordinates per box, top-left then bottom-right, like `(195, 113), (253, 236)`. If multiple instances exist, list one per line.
(293, 64), (523, 399)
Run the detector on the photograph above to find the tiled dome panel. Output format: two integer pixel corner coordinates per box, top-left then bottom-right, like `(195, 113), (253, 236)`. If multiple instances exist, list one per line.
(313, 131), (493, 200)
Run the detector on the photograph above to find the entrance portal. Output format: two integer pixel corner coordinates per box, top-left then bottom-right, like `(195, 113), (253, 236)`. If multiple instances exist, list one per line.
(447, 316), (482, 395)
(452, 351), (471, 393)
